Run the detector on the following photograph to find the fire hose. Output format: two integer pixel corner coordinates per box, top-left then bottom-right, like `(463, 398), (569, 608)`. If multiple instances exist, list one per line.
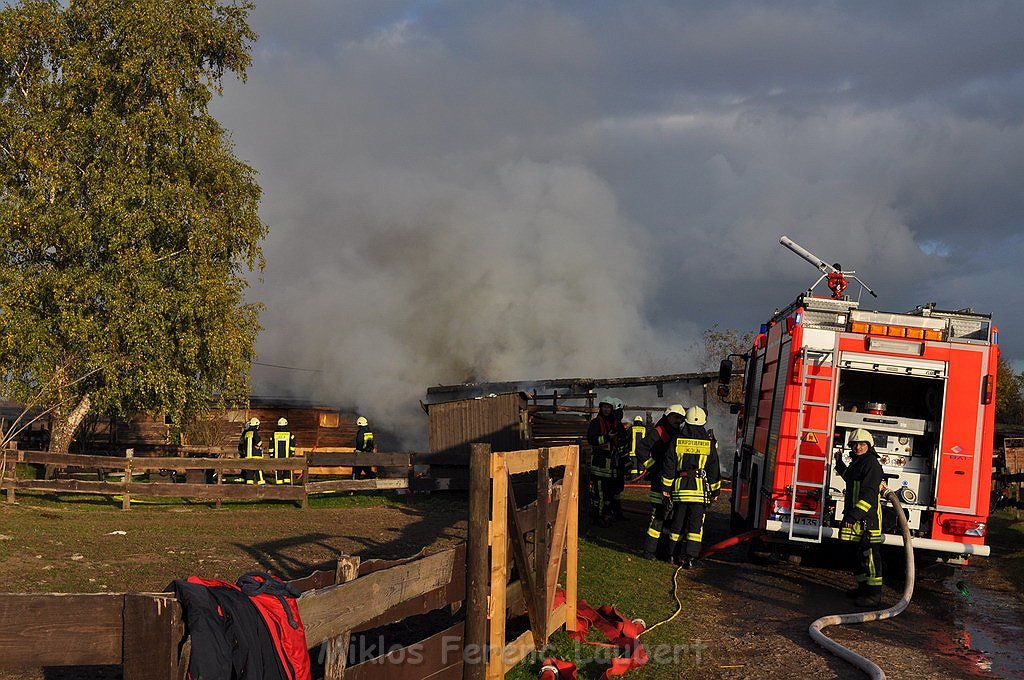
(808, 488), (915, 680)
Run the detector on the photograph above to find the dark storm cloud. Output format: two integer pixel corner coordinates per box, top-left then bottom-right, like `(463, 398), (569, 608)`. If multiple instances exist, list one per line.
(210, 1), (1024, 433)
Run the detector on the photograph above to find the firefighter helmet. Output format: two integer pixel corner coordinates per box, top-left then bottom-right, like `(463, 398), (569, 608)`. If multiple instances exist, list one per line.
(664, 404), (686, 417)
(685, 406), (707, 426)
(598, 397), (614, 408)
(247, 417), (260, 428)
(356, 416), (368, 427)
(849, 428), (874, 446)
(277, 417), (288, 427)
(607, 397), (624, 411)
(634, 415), (644, 424)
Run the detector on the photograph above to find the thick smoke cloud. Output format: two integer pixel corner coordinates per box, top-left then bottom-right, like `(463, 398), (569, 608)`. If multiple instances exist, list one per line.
(211, 2), (1024, 441)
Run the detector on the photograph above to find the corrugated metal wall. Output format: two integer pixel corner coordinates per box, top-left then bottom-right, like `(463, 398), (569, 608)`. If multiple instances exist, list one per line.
(427, 392), (526, 462)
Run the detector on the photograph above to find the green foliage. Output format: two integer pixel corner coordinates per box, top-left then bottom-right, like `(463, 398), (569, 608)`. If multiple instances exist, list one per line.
(995, 355), (1024, 425)
(0, 0), (265, 429)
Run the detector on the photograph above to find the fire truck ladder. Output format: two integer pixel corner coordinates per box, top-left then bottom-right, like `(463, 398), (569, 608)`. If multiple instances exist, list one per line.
(788, 348), (835, 543)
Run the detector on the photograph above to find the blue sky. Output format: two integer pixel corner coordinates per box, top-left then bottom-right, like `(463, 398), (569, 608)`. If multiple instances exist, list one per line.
(209, 1), (1024, 420)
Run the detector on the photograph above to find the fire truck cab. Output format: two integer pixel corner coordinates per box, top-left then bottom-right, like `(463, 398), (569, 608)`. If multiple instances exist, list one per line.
(727, 255), (997, 562)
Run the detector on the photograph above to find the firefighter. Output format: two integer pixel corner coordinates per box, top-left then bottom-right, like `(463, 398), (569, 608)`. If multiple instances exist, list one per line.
(238, 417), (264, 485)
(586, 396), (627, 526)
(656, 406), (720, 568)
(608, 397), (629, 521)
(625, 415), (647, 478)
(834, 428), (884, 607)
(353, 416), (376, 479)
(639, 404), (686, 560)
(271, 417), (296, 484)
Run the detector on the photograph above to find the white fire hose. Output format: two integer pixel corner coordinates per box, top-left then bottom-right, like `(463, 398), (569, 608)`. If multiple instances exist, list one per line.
(809, 488), (915, 680)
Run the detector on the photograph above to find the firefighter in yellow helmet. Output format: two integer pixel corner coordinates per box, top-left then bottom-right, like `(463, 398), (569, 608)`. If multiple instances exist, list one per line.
(238, 417), (264, 485)
(834, 428), (885, 607)
(353, 416), (376, 479)
(654, 406), (720, 567)
(639, 405), (686, 560)
(272, 417), (296, 484)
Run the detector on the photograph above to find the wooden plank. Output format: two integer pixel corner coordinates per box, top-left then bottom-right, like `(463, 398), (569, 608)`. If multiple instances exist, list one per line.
(324, 556), (361, 680)
(565, 447), (579, 632)
(12, 479), (305, 500)
(465, 442), (491, 680)
(287, 568), (337, 593)
(534, 448), (551, 646)
(298, 548), (458, 647)
(357, 544), (466, 632)
(0, 593), (124, 667)
(123, 593), (184, 680)
(485, 453), (508, 680)
(13, 451), (130, 469)
(305, 478), (408, 493)
(307, 453), (412, 467)
(504, 446), (571, 475)
(505, 496), (540, 645)
(346, 622), (465, 680)
(500, 629), (536, 675)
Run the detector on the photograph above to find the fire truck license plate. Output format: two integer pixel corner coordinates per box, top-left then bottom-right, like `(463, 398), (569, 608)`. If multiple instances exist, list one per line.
(792, 517), (819, 527)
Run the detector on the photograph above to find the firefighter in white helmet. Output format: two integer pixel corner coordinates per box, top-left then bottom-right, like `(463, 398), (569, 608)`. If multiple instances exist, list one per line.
(653, 406), (721, 567)
(834, 428), (885, 607)
(238, 417), (264, 485)
(639, 404), (687, 560)
(586, 396), (628, 526)
(272, 417), (296, 484)
(353, 416), (376, 479)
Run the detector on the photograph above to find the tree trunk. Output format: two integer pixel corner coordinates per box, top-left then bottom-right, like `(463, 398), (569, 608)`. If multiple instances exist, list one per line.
(49, 394), (91, 455)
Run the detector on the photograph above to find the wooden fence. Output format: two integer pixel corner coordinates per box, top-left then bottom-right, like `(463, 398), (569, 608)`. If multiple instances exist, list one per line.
(0, 445), (580, 680)
(0, 447), (469, 508)
(0, 546), (468, 679)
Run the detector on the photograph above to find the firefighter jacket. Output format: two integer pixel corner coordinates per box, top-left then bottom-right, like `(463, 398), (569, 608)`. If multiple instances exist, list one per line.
(626, 423), (647, 475)
(171, 572), (311, 680)
(635, 416), (678, 495)
(239, 426), (262, 458)
(658, 423), (721, 503)
(586, 414), (626, 478)
(355, 425), (375, 453)
(835, 448), (884, 542)
(273, 428), (296, 458)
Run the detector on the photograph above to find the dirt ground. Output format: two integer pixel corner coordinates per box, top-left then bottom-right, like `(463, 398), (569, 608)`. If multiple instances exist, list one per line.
(596, 494), (1024, 680)
(2, 491), (1023, 679)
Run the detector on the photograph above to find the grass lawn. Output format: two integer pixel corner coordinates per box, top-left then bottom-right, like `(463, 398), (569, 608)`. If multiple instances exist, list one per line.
(507, 539), (705, 680)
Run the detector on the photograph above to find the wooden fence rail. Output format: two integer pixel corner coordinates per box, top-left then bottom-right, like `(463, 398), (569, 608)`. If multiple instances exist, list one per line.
(0, 546), (469, 679)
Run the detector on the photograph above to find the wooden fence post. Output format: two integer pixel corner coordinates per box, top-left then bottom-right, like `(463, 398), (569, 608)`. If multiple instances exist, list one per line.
(122, 449), (133, 511)
(301, 456), (309, 509)
(464, 443), (491, 680)
(2, 450), (13, 504)
(323, 555), (361, 679)
(122, 593), (183, 680)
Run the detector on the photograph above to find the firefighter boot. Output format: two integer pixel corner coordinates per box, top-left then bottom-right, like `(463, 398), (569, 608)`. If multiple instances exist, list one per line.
(845, 584), (866, 599)
(854, 587), (882, 608)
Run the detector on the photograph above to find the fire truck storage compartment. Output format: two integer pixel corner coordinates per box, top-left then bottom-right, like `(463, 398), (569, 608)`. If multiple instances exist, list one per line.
(828, 366), (944, 534)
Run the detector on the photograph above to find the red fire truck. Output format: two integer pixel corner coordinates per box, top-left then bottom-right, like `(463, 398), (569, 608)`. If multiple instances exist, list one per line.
(722, 236), (998, 562)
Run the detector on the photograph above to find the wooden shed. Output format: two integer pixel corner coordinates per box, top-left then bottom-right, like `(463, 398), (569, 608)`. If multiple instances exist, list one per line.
(425, 392), (528, 463)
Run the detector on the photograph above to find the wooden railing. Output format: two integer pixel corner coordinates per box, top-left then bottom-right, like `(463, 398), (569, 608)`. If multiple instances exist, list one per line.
(0, 447), (470, 508)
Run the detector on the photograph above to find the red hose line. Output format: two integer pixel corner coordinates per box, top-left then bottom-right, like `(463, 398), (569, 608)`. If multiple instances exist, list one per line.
(698, 529), (765, 559)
